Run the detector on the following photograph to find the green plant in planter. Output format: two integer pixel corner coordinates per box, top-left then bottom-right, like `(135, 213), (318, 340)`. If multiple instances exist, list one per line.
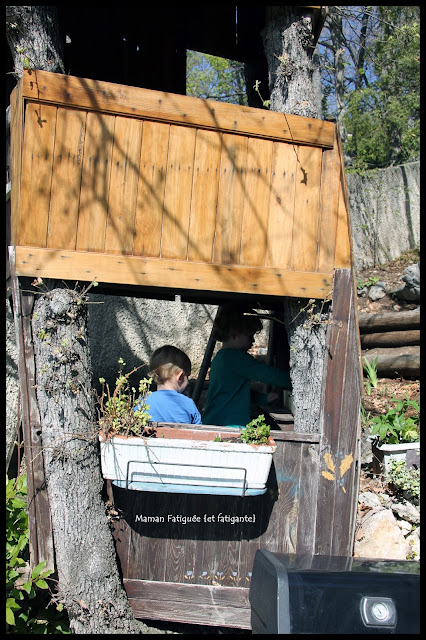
(97, 358), (153, 438)
(240, 414), (271, 444)
(370, 395), (420, 444)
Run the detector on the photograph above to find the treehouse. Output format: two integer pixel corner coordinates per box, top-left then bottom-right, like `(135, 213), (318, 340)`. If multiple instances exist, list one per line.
(9, 69), (362, 629)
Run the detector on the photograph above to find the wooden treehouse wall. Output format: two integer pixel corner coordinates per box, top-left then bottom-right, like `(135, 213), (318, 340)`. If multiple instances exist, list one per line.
(9, 70), (362, 628)
(11, 70), (351, 299)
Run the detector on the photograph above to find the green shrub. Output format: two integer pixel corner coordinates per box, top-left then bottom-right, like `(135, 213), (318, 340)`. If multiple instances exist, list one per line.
(6, 474), (70, 633)
(388, 457), (420, 503)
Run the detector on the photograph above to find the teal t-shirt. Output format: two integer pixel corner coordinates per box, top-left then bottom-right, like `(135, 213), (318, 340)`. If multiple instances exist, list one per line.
(202, 348), (291, 427)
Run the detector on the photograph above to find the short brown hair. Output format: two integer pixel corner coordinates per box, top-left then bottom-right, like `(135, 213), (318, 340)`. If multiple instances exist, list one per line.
(212, 304), (262, 342)
(149, 345), (191, 385)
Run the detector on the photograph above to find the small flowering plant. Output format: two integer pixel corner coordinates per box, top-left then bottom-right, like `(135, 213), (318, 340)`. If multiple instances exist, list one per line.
(97, 358), (154, 438)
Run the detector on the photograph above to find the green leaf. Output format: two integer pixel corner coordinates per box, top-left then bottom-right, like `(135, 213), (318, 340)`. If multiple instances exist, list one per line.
(31, 560), (47, 580)
(35, 579), (49, 589)
(6, 606), (15, 625)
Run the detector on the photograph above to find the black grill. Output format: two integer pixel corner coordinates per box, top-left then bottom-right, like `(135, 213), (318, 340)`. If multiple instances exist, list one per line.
(249, 550), (419, 634)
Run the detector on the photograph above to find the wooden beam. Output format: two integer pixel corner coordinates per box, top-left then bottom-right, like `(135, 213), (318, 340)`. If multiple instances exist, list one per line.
(14, 247), (334, 300)
(358, 309), (420, 333)
(20, 70), (335, 148)
(362, 346), (420, 378)
(360, 330), (420, 348)
(123, 579), (251, 629)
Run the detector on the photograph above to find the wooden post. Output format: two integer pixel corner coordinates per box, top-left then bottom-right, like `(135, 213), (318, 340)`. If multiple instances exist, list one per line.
(315, 269), (362, 556)
(8, 247), (55, 570)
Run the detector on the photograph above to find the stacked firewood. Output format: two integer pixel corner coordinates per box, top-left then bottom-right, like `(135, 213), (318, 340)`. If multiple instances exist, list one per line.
(359, 309), (420, 378)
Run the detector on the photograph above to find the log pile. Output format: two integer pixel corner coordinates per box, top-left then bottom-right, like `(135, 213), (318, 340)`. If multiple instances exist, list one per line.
(359, 309), (420, 378)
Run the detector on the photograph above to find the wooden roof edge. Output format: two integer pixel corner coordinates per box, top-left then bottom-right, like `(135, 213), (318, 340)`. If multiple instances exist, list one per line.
(19, 69), (335, 149)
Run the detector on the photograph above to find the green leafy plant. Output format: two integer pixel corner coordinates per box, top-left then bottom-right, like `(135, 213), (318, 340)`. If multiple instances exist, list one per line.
(97, 358), (153, 438)
(363, 356), (379, 395)
(370, 395), (420, 444)
(240, 414), (271, 444)
(6, 474), (70, 633)
(357, 276), (380, 290)
(388, 457), (420, 502)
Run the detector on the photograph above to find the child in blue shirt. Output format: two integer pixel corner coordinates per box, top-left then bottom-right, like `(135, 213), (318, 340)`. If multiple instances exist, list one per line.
(202, 305), (291, 427)
(137, 345), (202, 424)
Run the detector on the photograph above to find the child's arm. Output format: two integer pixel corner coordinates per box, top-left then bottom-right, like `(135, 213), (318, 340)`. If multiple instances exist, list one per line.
(239, 350), (291, 389)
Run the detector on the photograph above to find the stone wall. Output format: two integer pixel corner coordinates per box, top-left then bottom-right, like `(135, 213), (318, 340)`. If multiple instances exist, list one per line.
(347, 161), (420, 271)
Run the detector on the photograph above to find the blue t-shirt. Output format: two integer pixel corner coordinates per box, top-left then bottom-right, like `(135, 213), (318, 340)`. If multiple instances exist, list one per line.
(137, 390), (202, 425)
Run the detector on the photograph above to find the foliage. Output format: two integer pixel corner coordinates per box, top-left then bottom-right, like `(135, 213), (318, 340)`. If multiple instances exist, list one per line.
(363, 356), (379, 395)
(97, 358), (153, 438)
(240, 414), (271, 444)
(370, 395), (419, 444)
(6, 474), (70, 633)
(342, 6), (419, 170)
(186, 50), (247, 105)
(357, 276), (380, 290)
(388, 457), (420, 502)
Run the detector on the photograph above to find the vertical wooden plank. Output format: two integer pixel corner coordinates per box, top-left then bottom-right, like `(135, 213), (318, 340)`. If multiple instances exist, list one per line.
(294, 443), (320, 555)
(291, 145), (323, 272)
(334, 180), (352, 269)
(10, 81), (24, 246)
(133, 121), (170, 257)
(187, 129), (221, 262)
(240, 137), (273, 266)
(9, 253), (54, 570)
(213, 134), (247, 265)
(47, 107), (86, 249)
(161, 125), (196, 260)
(315, 269), (360, 556)
(76, 112), (115, 252)
(104, 116), (143, 254)
(317, 139), (340, 272)
(19, 102), (57, 247)
(266, 141), (297, 269)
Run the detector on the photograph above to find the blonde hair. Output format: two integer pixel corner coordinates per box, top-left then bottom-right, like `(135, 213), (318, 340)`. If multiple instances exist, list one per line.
(149, 345), (191, 385)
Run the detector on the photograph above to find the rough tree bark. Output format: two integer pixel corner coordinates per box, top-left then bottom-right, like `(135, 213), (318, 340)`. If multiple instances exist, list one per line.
(262, 6), (328, 433)
(6, 6), (65, 76)
(261, 6), (322, 118)
(31, 283), (146, 633)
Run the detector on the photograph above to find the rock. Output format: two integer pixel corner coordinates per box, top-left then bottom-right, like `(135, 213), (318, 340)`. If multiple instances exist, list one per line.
(391, 500), (420, 524)
(354, 509), (408, 559)
(368, 282), (387, 301)
(405, 527), (420, 560)
(358, 491), (383, 510)
(396, 519), (412, 535)
(392, 262), (420, 302)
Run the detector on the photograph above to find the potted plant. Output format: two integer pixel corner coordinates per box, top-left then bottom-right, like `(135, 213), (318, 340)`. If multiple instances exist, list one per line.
(97, 360), (276, 496)
(370, 395), (420, 474)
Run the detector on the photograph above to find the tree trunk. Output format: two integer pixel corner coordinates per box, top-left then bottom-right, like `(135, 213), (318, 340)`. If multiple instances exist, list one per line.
(6, 6), (65, 77)
(262, 8), (328, 433)
(32, 283), (145, 633)
(261, 6), (322, 118)
(282, 299), (328, 433)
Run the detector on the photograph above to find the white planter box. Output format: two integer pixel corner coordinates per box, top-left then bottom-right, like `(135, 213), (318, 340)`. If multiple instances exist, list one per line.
(373, 441), (420, 474)
(99, 426), (276, 496)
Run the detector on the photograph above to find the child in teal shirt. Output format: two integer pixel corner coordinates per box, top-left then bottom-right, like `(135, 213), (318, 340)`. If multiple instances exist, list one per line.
(202, 305), (291, 427)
